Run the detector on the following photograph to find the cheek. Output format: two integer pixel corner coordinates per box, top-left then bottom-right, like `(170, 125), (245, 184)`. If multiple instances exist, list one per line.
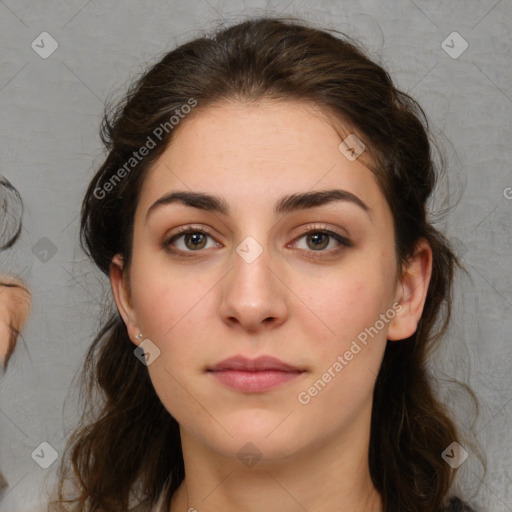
(128, 260), (215, 414)
(130, 256), (212, 342)
(296, 278), (390, 420)
(306, 268), (394, 341)
(129, 267), (211, 421)
(298, 258), (395, 396)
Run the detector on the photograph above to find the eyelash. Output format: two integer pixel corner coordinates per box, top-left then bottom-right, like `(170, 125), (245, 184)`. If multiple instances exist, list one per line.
(163, 224), (352, 259)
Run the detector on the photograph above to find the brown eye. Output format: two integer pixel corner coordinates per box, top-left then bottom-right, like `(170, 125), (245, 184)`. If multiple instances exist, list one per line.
(183, 232), (208, 250)
(293, 228), (352, 254)
(164, 227), (220, 255)
(305, 232), (330, 250)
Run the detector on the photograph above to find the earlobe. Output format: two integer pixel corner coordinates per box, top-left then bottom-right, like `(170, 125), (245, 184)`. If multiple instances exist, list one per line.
(387, 239), (433, 341)
(110, 254), (139, 344)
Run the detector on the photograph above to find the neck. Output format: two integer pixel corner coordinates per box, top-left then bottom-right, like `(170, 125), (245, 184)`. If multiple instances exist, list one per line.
(169, 415), (382, 512)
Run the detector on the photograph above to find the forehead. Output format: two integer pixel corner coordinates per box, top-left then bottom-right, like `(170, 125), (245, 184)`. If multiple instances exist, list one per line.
(139, 99), (387, 217)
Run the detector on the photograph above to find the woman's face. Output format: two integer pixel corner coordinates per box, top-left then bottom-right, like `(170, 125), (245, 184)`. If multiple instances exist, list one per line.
(111, 99), (429, 464)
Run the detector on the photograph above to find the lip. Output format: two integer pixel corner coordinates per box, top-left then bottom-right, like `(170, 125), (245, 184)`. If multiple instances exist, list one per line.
(207, 355), (305, 393)
(208, 355), (302, 372)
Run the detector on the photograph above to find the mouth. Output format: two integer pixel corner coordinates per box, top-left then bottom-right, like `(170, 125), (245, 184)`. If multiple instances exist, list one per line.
(206, 355), (306, 393)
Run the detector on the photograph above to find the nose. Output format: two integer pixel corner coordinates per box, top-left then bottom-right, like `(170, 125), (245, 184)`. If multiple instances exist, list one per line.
(217, 242), (288, 333)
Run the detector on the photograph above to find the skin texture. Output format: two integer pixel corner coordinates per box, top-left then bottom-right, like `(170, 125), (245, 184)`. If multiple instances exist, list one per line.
(110, 99), (432, 512)
(0, 275), (31, 370)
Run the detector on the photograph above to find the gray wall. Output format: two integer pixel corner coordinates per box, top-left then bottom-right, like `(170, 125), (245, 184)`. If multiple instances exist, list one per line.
(0, 0), (510, 510)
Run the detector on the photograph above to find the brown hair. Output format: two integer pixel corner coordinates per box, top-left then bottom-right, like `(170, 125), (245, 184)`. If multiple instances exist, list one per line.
(50, 16), (481, 512)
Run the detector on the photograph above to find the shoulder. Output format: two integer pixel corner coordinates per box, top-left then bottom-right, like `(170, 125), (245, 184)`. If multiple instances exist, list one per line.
(442, 496), (480, 512)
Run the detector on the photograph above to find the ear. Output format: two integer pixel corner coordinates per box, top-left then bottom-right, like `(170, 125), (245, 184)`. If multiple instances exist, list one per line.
(387, 238), (433, 341)
(110, 254), (140, 346)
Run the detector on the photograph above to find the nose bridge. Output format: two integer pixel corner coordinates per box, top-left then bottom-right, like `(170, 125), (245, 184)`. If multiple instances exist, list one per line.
(219, 234), (287, 330)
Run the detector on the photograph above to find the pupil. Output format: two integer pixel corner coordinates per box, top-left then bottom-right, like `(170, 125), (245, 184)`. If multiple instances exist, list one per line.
(187, 233), (205, 249)
(309, 233), (328, 250)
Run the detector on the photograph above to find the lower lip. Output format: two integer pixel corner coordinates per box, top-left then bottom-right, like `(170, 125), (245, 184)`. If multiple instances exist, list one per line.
(208, 370), (303, 392)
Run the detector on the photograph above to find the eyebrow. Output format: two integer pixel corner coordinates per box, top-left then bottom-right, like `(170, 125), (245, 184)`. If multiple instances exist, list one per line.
(145, 188), (371, 222)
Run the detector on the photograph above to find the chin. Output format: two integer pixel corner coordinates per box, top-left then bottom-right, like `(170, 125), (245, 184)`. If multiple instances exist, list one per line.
(225, 418), (309, 459)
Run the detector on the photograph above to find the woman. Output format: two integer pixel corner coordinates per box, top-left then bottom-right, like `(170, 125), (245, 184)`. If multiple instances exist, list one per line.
(0, 176), (31, 494)
(0, 176), (31, 374)
(51, 17), (481, 512)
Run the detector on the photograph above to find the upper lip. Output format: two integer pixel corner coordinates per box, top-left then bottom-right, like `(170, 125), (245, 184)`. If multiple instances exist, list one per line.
(207, 355), (303, 372)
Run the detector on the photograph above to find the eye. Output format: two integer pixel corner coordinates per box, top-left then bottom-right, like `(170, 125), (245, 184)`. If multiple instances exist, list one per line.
(291, 225), (352, 255)
(163, 224), (352, 258)
(164, 226), (221, 254)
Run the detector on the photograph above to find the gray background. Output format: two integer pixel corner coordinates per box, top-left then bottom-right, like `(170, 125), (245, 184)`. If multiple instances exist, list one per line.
(0, 0), (511, 510)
